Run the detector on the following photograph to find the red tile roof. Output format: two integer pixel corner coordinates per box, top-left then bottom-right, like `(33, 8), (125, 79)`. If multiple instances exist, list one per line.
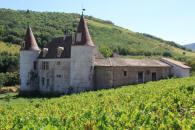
(21, 26), (40, 51)
(74, 15), (94, 46)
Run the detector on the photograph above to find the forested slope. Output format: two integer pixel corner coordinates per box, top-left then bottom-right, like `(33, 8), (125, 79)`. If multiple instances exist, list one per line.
(0, 8), (194, 59)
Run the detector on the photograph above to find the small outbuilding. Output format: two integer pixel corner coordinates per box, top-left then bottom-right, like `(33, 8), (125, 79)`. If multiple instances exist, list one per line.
(160, 58), (191, 78)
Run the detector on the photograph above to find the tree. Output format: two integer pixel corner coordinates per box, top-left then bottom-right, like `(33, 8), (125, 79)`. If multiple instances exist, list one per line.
(99, 46), (113, 58)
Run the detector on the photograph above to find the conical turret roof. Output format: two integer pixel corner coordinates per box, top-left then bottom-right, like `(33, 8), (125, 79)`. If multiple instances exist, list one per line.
(21, 26), (40, 51)
(75, 15), (94, 46)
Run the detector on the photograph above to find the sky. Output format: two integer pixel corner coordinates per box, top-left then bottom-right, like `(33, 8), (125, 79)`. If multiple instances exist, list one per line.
(1, 0), (195, 45)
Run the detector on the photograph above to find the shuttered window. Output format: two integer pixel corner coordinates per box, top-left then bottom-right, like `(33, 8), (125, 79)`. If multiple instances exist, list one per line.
(41, 61), (49, 70)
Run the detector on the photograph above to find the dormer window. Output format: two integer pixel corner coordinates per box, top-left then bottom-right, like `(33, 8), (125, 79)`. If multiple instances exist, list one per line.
(57, 47), (64, 58)
(76, 33), (82, 42)
(43, 48), (48, 57)
(21, 41), (25, 48)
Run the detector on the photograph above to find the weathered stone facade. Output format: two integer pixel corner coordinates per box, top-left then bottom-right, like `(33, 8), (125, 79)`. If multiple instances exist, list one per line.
(160, 58), (190, 78)
(94, 66), (171, 90)
(37, 59), (71, 94)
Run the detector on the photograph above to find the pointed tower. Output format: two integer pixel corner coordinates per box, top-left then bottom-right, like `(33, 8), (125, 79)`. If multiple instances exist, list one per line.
(20, 26), (40, 94)
(70, 13), (95, 92)
(74, 14), (94, 46)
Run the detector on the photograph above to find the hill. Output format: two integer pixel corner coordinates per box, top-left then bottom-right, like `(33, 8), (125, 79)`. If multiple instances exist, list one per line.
(0, 8), (195, 60)
(0, 41), (20, 54)
(0, 77), (194, 129)
(185, 43), (195, 51)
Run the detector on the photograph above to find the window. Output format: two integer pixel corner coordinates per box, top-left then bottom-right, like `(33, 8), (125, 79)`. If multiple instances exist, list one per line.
(152, 72), (157, 81)
(41, 62), (44, 70)
(42, 77), (45, 86)
(56, 74), (62, 78)
(45, 62), (49, 70)
(76, 33), (82, 42)
(47, 78), (50, 86)
(57, 61), (61, 65)
(124, 71), (127, 77)
(42, 61), (49, 70)
(34, 61), (37, 70)
(22, 41), (25, 48)
(138, 72), (144, 83)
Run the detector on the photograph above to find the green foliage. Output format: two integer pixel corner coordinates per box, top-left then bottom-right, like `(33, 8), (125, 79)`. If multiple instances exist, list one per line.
(0, 8), (195, 58)
(0, 77), (194, 129)
(186, 60), (195, 71)
(99, 46), (113, 58)
(0, 52), (19, 73)
(142, 33), (191, 51)
(0, 41), (20, 54)
(163, 52), (172, 57)
(0, 71), (20, 87)
(186, 60), (195, 76)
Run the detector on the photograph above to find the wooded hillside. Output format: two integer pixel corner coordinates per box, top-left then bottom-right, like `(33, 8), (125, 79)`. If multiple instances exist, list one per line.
(0, 8), (194, 60)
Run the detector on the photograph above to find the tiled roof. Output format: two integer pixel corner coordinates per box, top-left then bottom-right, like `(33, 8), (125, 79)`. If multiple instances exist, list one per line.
(21, 26), (40, 51)
(74, 15), (94, 46)
(95, 58), (171, 67)
(160, 58), (191, 69)
(38, 36), (72, 59)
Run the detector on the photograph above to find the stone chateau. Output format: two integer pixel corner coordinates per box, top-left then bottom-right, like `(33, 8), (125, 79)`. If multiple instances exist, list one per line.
(20, 14), (191, 95)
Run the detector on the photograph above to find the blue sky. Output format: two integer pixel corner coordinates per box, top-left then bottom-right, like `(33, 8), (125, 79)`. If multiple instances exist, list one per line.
(1, 0), (195, 45)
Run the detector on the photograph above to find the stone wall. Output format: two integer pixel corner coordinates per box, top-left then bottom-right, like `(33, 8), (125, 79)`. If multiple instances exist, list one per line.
(70, 46), (94, 92)
(38, 59), (71, 94)
(20, 50), (40, 92)
(160, 59), (190, 78)
(94, 66), (171, 90)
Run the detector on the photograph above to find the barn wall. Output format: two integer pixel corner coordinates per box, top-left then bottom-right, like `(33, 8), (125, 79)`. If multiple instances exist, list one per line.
(38, 59), (71, 94)
(94, 66), (171, 90)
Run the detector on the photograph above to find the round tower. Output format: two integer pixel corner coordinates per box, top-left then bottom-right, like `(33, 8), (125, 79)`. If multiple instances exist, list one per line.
(20, 26), (40, 94)
(70, 14), (95, 92)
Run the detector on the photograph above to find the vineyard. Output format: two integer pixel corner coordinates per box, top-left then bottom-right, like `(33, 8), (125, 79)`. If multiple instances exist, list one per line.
(0, 77), (194, 129)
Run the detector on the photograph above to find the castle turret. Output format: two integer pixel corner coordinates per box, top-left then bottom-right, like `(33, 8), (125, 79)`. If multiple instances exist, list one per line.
(20, 26), (40, 94)
(70, 14), (95, 92)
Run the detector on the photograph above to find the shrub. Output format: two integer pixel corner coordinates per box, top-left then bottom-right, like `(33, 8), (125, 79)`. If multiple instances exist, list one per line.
(99, 46), (113, 58)
(163, 52), (172, 57)
(0, 71), (20, 87)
